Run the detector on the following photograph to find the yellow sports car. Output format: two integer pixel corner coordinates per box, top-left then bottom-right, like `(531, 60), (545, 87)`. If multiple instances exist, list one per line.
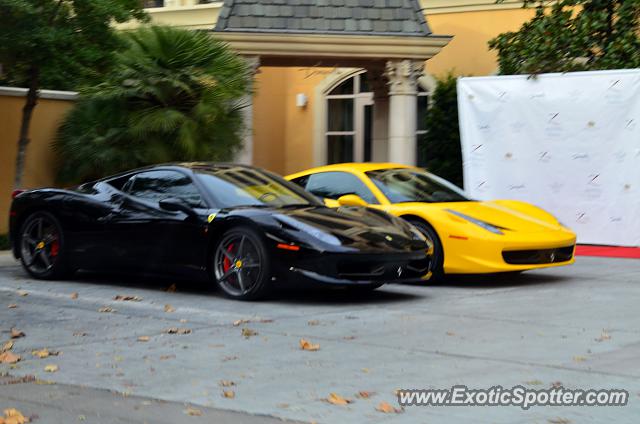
(286, 163), (576, 278)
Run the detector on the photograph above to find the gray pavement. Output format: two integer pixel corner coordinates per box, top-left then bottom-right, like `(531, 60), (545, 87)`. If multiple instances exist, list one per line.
(1, 251), (639, 423)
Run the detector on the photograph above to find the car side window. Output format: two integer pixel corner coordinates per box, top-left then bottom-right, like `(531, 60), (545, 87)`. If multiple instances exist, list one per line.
(302, 172), (378, 204)
(127, 170), (204, 208)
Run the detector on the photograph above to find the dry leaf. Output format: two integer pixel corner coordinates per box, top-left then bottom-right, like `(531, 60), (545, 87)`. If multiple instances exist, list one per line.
(10, 329), (24, 339)
(137, 336), (150, 342)
(164, 327), (191, 335)
(114, 295), (142, 302)
(70, 292), (78, 300)
(183, 407), (202, 416)
(7, 304), (17, 309)
(548, 419), (571, 424)
(98, 307), (114, 313)
(259, 318), (274, 323)
(595, 331), (611, 342)
(307, 320), (320, 326)
(219, 380), (235, 387)
(159, 354), (175, 361)
(164, 304), (175, 313)
(222, 355), (238, 362)
(233, 319), (250, 326)
(0, 352), (20, 364)
(376, 401), (402, 413)
(241, 328), (257, 338)
(165, 284), (177, 292)
(2, 341), (13, 352)
(342, 335), (356, 340)
(31, 349), (59, 359)
(222, 390), (235, 398)
(326, 393), (352, 405)
(2, 408), (30, 424)
(44, 364), (58, 373)
(73, 332), (87, 337)
(17, 290), (28, 297)
(445, 331), (455, 336)
(356, 391), (375, 399)
(299, 338), (320, 351)
(524, 380), (544, 385)
(573, 356), (587, 362)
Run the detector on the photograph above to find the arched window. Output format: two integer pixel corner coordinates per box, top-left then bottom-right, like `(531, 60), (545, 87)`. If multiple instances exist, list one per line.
(325, 71), (373, 164)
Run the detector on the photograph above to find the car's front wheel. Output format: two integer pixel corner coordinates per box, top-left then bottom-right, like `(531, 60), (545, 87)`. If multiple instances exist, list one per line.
(406, 219), (445, 281)
(19, 211), (70, 279)
(212, 227), (272, 300)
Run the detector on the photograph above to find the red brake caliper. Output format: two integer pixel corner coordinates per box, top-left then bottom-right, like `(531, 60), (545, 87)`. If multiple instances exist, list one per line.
(50, 235), (59, 257)
(222, 243), (234, 272)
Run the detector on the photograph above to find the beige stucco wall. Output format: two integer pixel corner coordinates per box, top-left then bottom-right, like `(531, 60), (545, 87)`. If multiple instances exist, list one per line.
(0, 93), (74, 234)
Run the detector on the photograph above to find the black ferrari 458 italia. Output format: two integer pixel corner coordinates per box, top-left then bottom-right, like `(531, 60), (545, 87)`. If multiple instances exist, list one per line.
(9, 163), (433, 300)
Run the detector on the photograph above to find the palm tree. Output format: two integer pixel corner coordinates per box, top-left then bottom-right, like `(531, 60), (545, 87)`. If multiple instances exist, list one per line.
(55, 25), (252, 183)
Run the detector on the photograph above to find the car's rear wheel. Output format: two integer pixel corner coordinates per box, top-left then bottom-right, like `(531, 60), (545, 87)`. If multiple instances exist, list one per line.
(406, 219), (444, 281)
(19, 211), (70, 279)
(213, 227), (272, 300)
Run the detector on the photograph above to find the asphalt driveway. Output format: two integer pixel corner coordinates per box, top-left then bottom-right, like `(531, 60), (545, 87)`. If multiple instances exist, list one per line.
(1, 252), (639, 423)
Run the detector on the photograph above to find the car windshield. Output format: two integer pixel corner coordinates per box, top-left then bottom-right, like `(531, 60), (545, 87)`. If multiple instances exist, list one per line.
(196, 166), (321, 208)
(366, 168), (471, 203)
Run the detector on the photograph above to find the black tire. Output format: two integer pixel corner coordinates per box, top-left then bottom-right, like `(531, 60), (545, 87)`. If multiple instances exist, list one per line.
(406, 219), (445, 281)
(212, 226), (272, 300)
(18, 211), (70, 280)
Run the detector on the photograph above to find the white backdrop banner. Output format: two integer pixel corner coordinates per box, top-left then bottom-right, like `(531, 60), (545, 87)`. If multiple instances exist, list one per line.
(458, 69), (640, 247)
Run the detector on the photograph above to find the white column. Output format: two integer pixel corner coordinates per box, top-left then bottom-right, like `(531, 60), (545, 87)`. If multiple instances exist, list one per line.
(385, 60), (423, 165)
(236, 56), (260, 165)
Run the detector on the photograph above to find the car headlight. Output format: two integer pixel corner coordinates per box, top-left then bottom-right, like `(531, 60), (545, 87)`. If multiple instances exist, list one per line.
(409, 225), (427, 242)
(446, 209), (505, 235)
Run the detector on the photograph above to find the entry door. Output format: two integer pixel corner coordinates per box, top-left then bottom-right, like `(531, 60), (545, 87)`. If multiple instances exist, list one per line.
(326, 72), (374, 164)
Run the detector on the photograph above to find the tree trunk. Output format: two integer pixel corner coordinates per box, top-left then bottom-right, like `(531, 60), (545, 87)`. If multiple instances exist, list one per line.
(14, 67), (40, 189)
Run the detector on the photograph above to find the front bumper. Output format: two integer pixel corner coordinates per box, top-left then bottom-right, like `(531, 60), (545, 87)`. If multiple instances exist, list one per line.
(274, 249), (432, 287)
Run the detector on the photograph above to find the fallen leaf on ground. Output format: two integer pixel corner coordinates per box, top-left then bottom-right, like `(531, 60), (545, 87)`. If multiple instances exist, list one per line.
(342, 335), (356, 340)
(7, 304), (17, 309)
(595, 330), (611, 342)
(73, 332), (87, 337)
(70, 292), (78, 300)
(44, 364), (58, 372)
(222, 355), (238, 362)
(551, 381), (563, 388)
(259, 318), (274, 323)
(219, 380), (235, 387)
(98, 307), (114, 313)
(524, 380), (544, 385)
(0, 352), (20, 364)
(164, 327), (191, 335)
(2, 341), (13, 352)
(164, 304), (175, 313)
(222, 390), (235, 398)
(31, 349), (59, 359)
(548, 418), (571, 424)
(17, 290), (28, 297)
(183, 407), (202, 416)
(10, 329), (24, 339)
(114, 295), (142, 302)
(326, 393), (352, 405)
(137, 336), (150, 342)
(165, 284), (177, 292)
(573, 356), (587, 362)
(361, 368), (370, 373)
(445, 331), (455, 336)
(376, 401), (402, 413)
(299, 338), (320, 351)
(307, 320), (320, 326)
(241, 328), (257, 338)
(233, 319), (250, 326)
(356, 391), (375, 399)
(159, 355), (175, 360)
(2, 408), (30, 424)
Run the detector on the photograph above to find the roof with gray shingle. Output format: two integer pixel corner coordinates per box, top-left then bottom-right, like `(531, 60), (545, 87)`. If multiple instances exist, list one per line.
(214, 0), (431, 37)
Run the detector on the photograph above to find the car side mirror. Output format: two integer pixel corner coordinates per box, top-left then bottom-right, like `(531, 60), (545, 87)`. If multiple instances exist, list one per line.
(159, 198), (196, 217)
(337, 194), (367, 207)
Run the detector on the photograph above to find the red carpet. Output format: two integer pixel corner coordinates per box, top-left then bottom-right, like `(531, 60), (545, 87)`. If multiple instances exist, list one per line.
(575, 245), (640, 259)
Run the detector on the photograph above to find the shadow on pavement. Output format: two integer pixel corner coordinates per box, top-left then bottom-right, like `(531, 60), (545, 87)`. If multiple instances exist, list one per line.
(404, 271), (570, 289)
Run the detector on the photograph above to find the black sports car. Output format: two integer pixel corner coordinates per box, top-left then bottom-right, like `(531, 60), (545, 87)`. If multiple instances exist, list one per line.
(9, 163), (433, 300)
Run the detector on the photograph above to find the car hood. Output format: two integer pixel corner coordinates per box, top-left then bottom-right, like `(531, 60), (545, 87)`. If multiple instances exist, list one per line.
(259, 205), (426, 253)
(428, 201), (564, 233)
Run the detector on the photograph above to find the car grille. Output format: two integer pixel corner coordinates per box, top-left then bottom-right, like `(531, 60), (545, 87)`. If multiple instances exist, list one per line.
(336, 254), (431, 280)
(502, 245), (575, 265)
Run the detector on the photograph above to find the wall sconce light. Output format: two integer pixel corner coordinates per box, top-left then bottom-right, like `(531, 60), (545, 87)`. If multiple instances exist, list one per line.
(296, 93), (308, 108)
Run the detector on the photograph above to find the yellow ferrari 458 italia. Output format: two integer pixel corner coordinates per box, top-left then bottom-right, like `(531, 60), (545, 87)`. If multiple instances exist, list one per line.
(286, 163), (576, 279)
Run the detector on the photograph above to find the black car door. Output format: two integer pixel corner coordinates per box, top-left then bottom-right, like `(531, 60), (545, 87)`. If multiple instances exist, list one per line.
(108, 170), (209, 275)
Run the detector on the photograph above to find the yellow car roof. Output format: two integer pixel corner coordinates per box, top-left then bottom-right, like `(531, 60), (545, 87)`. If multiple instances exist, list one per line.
(288, 162), (413, 176)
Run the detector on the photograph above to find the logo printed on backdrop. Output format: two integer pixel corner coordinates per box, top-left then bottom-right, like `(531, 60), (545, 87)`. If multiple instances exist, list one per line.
(576, 212), (590, 224)
(625, 119), (635, 130)
(538, 151), (552, 163)
(509, 184), (526, 191)
(572, 153), (590, 160)
(588, 174), (600, 186)
(605, 79), (624, 104)
(545, 112), (565, 138)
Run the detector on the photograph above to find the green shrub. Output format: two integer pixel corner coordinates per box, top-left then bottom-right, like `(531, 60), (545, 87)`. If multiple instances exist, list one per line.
(0, 234), (9, 251)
